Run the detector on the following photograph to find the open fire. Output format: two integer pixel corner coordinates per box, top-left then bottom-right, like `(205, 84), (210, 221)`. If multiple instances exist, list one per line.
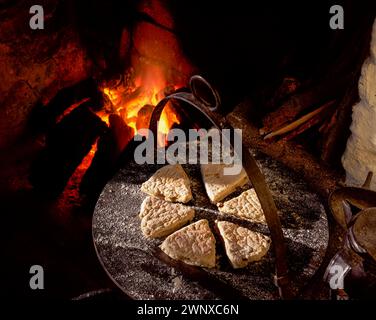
(98, 0), (193, 140)
(82, 0), (194, 167)
(49, 0), (195, 207)
(3, 0), (376, 301)
(100, 65), (182, 144)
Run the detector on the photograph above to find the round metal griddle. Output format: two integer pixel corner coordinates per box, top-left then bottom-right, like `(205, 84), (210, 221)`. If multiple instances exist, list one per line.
(92, 148), (329, 300)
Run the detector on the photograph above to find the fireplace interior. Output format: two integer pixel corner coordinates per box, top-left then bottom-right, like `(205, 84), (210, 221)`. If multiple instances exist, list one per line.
(2, 0), (376, 300)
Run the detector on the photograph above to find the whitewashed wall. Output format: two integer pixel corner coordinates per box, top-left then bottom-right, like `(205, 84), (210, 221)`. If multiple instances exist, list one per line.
(342, 18), (376, 190)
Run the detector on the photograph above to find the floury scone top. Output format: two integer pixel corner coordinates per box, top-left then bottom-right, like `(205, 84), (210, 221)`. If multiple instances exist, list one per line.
(138, 163), (270, 270)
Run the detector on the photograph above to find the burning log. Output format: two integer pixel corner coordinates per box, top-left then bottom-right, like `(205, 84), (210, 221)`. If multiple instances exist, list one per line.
(29, 105), (107, 196)
(29, 78), (103, 133)
(136, 104), (154, 131)
(109, 114), (134, 154)
(80, 114), (133, 197)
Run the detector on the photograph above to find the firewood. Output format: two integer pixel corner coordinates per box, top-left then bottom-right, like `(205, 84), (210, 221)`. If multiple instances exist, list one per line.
(263, 101), (335, 140)
(80, 131), (114, 198)
(261, 79), (348, 135)
(80, 114), (133, 197)
(227, 102), (342, 198)
(282, 114), (323, 142)
(264, 77), (301, 111)
(109, 113), (134, 153)
(261, 7), (376, 137)
(29, 78), (102, 133)
(29, 105), (108, 196)
(136, 104), (154, 131)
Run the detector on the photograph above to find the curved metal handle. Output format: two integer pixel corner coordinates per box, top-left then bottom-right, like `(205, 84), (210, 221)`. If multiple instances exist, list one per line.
(189, 75), (221, 112)
(329, 187), (376, 231)
(148, 75), (292, 299)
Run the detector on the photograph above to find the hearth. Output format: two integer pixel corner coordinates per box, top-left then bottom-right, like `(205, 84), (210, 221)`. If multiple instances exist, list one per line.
(2, 0), (376, 301)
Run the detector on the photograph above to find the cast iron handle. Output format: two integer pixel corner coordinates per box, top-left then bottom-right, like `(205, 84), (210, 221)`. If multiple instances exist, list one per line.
(148, 75), (293, 299)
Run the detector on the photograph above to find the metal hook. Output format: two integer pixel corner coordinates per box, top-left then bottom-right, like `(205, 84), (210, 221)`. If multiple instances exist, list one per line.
(147, 75), (292, 299)
(189, 75), (221, 112)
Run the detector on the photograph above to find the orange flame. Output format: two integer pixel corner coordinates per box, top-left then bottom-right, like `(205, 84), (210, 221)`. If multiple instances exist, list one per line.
(97, 0), (195, 146)
(55, 0), (194, 212)
(102, 65), (181, 145)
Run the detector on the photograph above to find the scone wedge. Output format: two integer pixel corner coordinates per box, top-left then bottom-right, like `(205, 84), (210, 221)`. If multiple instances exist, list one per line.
(141, 164), (192, 203)
(216, 221), (270, 269)
(160, 219), (216, 268)
(140, 196), (195, 238)
(200, 163), (248, 203)
(218, 189), (266, 223)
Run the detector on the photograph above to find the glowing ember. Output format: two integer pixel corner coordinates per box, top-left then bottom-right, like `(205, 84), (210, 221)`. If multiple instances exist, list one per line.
(54, 0), (194, 212)
(102, 65), (181, 146)
(56, 98), (90, 123)
(55, 139), (98, 218)
(97, 0), (194, 147)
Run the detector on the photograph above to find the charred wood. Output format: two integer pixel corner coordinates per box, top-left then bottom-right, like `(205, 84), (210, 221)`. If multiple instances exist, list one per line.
(80, 114), (133, 197)
(29, 105), (107, 196)
(282, 103), (335, 142)
(263, 101), (336, 141)
(261, 77), (348, 135)
(29, 78), (103, 133)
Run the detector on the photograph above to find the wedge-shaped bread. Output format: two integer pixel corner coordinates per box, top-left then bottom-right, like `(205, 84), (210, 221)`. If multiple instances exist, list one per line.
(141, 164), (192, 203)
(160, 219), (216, 268)
(140, 196), (195, 238)
(216, 221), (270, 269)
(200, 163), (248, 203)
(218, 189), (266, 223)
